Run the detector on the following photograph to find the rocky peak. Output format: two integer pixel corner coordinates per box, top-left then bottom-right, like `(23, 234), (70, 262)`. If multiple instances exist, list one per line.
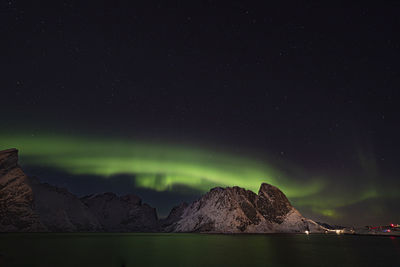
(258, 183), (291, 203)
(257, 183), (292, 224)
(0, 148), (46, 232)
(0, 148), (19, 176)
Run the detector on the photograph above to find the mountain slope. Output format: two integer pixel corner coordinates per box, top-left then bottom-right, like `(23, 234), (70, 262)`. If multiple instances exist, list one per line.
(81, 192), (159, 232)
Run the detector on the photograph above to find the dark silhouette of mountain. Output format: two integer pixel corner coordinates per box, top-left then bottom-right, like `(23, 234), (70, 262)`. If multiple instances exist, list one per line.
(81, 192), (158, 232)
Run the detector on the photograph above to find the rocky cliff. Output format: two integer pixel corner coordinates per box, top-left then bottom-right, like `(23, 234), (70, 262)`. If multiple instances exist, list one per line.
(163, 184), (325, 233)
(0, 148), (158, 232)
(0, 149), (46, 231)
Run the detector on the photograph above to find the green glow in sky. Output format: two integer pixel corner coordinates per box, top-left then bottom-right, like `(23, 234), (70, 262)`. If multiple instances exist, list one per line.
(0, 133), (322, 197)
(1, 132), (395, 224)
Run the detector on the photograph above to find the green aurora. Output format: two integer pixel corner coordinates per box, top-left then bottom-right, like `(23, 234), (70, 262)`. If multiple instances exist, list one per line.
(0, 132), (395, 221)
(0, 133), (322, 196)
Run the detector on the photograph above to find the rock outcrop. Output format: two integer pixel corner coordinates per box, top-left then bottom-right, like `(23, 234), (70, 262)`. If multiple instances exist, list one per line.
(0, 149), (46, 231)
(0, 148), (158, 232)
(163, 184), (325, 233)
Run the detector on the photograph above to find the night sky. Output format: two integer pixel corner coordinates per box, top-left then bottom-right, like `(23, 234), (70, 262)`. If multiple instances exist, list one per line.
(1, 1), (399, 226)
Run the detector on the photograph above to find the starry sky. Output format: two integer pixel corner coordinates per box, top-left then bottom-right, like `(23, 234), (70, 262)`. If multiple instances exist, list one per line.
(1, 1), (399, 226)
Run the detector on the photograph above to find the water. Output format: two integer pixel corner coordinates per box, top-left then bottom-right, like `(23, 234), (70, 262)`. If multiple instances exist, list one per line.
(0, 233), (398, 267)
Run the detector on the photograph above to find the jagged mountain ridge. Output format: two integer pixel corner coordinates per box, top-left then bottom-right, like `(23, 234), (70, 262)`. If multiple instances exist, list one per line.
(163, 184), (325, 233)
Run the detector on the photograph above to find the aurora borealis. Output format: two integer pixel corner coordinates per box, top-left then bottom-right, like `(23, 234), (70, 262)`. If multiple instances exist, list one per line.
(1, 1), (400, 226)
(0, 133), (324, 197)
(1, 131), (398, 225)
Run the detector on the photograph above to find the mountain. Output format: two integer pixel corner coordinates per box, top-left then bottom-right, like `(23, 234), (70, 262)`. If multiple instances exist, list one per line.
(0, 148), (158, 232)
(81, 192), (159, 232)
(162, 184), (325, 233)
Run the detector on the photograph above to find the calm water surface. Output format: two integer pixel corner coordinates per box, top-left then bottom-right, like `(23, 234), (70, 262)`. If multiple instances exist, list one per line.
(0, 233), (398, 267)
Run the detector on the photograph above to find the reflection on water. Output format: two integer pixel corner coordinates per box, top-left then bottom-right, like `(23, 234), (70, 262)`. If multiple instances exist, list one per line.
(0, 233), (398, 267)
